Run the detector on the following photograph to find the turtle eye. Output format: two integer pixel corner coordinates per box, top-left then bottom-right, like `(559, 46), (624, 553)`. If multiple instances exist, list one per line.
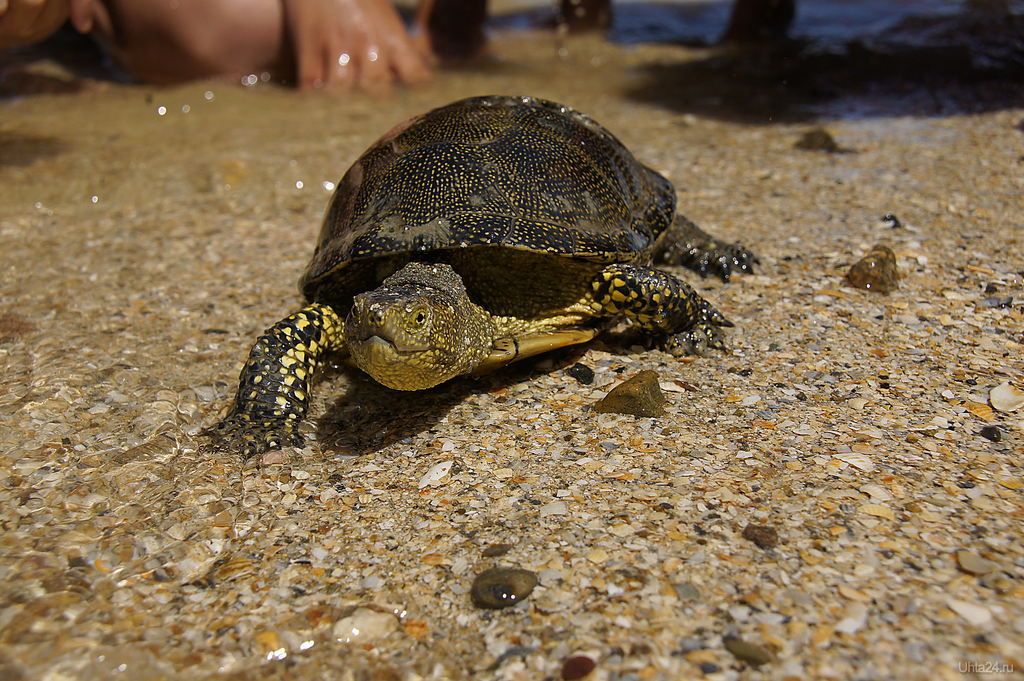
(407, 305), (431, 333)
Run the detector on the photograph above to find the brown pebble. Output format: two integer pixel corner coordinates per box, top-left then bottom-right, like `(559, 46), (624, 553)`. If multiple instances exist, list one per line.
(794, 127), (851, 153)
(481, 543), (513, 557)
(470, 567), (538, 609)
(846, 244), (900, 292)
(594, 370), (666, 417)
(561, 655), (596, 680)
(742, 523), (779, 549)
(723, 636), (775, 666)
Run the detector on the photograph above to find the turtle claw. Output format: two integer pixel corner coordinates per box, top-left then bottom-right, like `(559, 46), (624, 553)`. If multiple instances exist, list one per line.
(661, 322), (729, 357)
(202, 414), (304, 460)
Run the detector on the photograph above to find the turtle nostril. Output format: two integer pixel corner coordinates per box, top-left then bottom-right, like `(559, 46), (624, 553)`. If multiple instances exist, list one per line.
(368, 305), (386, 328)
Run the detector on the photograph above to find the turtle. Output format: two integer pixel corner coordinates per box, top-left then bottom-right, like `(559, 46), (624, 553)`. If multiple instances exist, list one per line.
(204, 95), (755, 457)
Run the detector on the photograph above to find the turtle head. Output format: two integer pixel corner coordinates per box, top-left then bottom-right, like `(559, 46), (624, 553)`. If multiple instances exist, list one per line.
(345, 262), (494, 390)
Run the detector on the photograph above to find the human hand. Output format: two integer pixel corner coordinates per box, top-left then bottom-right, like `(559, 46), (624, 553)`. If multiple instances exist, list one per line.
(282, 0), (431, 91)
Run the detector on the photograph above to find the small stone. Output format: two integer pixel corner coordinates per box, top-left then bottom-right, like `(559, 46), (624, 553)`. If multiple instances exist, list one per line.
(482, 543), (513, 557)
(990, 382), (1024, 413)
(847, 244), (900, 292)
(561, 655), (596, 680)
(594, 370), (666, 417)
(700, 662), (719, 674)
(742, 523), (778, 549)
(566, 363), (595, 385)
(957, 551), (998, 575)
(723, 636), (775, 666)
(977, 425), (1002, 442)
(794, 127), (850, 153)
(470, 567), (538, 609)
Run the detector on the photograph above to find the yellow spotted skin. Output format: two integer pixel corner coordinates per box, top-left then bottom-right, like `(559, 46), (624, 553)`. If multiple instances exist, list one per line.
(206, 96), (756, 458)
(588, 263), (733, 353)
(203, 303), (345, 458)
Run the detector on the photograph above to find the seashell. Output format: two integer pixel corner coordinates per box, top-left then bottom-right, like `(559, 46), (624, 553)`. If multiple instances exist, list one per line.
(989, 382), (1024, 413)
(956, 551), (997, 576)
(417, 460), (453, 488)
(858, 504), (895, 521)
(835, 452), (875, 472)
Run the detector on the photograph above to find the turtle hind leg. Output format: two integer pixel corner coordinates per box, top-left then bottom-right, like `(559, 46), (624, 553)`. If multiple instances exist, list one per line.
(589, 263), (733, 356)
(202, 303), (345, 459)
(657, 215), (758, 282)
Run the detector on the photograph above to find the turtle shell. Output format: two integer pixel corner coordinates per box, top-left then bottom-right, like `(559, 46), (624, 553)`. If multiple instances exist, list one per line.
(300, 95), (676, 303)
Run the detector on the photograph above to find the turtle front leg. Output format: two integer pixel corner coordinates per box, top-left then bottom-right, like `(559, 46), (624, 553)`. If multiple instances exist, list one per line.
(657, 215), (758, 281)
(203, 303), (345, 459)
(589, 264), (733, 355)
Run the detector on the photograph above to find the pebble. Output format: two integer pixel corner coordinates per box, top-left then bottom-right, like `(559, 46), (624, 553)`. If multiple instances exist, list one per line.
(593, 370), (666, 417)
(794, 127), (849, 153)
(741, 523), (779, 549)
(566, 363), (595, 385)
(977, 425), (1002, 442)
(561, 655), (596, 680)
(846, 244), (900, 292)
(482, 543), (513, 557)
(989, 382), (1024, 412)
(470, 568), (538, 609)
(723, 636), (775, 666)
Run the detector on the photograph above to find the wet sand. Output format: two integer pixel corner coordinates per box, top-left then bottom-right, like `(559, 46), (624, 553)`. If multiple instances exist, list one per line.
(1, 13), (1023, 681)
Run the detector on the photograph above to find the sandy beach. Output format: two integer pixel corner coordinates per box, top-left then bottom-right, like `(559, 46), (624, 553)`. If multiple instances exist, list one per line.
(1, 5), (1022, 679)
